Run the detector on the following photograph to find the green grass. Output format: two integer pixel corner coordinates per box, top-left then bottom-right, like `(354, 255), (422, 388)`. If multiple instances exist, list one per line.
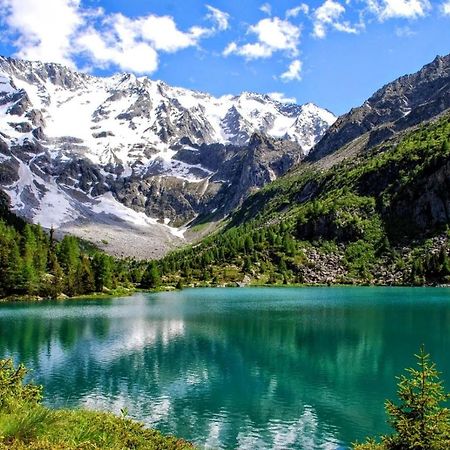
(0, 359), (194, 450)
(0, 407), (194, 449)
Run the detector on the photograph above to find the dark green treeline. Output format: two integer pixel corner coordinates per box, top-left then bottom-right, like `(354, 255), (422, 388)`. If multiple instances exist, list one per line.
(0, 214), (145, 299)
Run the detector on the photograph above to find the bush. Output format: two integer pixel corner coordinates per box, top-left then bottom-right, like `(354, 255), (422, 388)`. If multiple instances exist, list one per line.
(0, 359), (42, 411)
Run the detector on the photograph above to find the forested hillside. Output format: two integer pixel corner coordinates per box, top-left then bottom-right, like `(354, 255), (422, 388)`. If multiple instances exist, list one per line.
(155, 113), (450, 287)
(0, 192), (144, 299)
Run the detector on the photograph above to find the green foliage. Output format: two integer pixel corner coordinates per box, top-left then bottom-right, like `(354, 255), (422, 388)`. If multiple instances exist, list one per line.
(354, 347), (450, 449)
(0, 359), (194, 449)
(410, 246), (450, 284)
(0, 359), (42, 411)
(0, 216), (141, 299)
(344, 240), (376, 280)
(91, 253), (113, 291)
(141, 261), (161, 289)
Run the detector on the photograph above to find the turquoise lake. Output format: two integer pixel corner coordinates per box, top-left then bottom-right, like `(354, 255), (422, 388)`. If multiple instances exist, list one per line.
(0, 287), (449, 449)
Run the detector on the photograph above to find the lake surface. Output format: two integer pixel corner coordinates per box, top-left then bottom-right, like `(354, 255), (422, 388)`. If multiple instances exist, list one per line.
(1, 287), (449, 449)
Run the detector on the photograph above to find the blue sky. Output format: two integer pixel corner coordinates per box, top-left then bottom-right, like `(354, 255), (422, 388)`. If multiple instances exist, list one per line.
(0, 0), (449, 114)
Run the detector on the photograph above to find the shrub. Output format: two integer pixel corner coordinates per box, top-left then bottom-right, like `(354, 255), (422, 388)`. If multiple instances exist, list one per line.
(0, 359), (42, 411)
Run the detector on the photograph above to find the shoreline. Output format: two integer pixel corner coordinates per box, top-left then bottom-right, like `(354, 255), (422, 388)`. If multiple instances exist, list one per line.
(2, 282), (449, 304)
(0, 287), (139, 303)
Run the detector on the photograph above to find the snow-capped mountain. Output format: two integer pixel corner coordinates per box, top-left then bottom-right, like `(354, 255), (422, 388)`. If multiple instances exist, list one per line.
(0, 56), (335, 257)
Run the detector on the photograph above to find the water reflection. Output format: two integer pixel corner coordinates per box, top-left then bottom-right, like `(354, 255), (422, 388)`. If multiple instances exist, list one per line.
(0, 288), (449, 449)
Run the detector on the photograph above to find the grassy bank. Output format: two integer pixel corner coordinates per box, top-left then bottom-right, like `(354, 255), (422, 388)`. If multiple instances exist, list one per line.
(0, 287), (139, 303)
(0, 359), (194, 450)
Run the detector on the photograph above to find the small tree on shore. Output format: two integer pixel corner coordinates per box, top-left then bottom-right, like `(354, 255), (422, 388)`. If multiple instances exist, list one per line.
(141, 261), (161, 289)
(354, 347), (450, 449)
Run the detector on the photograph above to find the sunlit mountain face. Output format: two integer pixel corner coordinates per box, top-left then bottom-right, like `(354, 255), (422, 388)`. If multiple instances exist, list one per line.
(0, 56), (335, 257)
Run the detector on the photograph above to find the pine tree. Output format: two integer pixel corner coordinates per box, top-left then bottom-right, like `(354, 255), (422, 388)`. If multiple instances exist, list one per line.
(243, 256), (252, 273)
(282, 234), (296, 256)
(21, 225), (38, 294)
(45, 229), (63, 298)
(57, 236), (81, 295)
(92, 253), (113, 291)
(33, 225), (49, 275)
(78, 255), (95, 294)
(45, 251), (63, 298)
(5, 240), (23, 294)
(244, 235), (254, 254)
(354, 347), (450, 449)
(385, 347), (450, 449)
(141, 261), (160, 289)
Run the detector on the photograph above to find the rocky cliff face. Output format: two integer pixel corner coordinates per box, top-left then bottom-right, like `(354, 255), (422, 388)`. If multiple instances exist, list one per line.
(114, 134), (303, 226)
(0, 56), (335, 256)
(308, 54), (450, 161)
(384, 156), (450, 236)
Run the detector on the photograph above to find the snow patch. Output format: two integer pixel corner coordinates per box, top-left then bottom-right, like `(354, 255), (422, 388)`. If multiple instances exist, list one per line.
(0, 74), (15, 95)
(33, 186), (79, 228)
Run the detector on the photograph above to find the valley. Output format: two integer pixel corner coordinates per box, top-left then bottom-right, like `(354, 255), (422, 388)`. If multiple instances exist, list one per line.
(0, 28), (450, 450)
(1, 53), (450, 290)
(1, 0), (450, 447)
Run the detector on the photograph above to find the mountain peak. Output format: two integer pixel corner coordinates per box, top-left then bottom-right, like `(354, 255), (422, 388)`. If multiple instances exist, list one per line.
(0, 54), (335, 249)
(308, 52), (450, 161)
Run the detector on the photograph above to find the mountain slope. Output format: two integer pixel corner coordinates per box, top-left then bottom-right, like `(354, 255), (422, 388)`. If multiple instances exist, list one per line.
(155, 53), (450, 286)
(308, 54), (450, 162)
(0, 56), (335, 257)
(227, 53), (450, 232)
(158, 112), (450, 286)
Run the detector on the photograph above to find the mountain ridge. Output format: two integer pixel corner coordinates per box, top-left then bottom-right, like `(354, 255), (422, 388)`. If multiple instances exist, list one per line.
(0, 55), (335, 158)
(0, 55), (335, 257)
(308, 53), (450, 162)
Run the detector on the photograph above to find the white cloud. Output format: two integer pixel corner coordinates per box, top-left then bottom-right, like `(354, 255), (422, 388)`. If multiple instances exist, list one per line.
(280, 59), (302, 81)
(205, 5), (230, 31)
(441, 0), (450, 15)
(223, 42), (273, 59)
(313, 0), (359, 38)
(366, 0), (431, 20)
(286, 3), (310, 18)
(395, 25), (416, 36)
(235, 42), (274, 59)
(223, 17), (300, 60)
(250, 18), (300, 55)
(223, 42), (238, 56)
(268, 92), (297, 103)
(75, 13), (209, 73)
(0, 0), (225, 74)
(138, 15), (205, 52)
(76, 27), (159, 73)
(260, 3), (272, 15)
(189, 25), (212, 40)
(0, 0), (82, 66)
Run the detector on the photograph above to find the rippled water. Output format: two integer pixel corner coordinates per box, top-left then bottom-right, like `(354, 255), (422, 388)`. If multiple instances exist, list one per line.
(1, 287), (450, 449)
